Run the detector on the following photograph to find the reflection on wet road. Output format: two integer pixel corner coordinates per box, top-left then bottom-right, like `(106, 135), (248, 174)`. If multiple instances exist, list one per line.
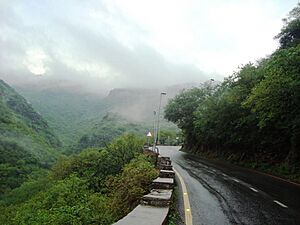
(159, 146), (300, 225)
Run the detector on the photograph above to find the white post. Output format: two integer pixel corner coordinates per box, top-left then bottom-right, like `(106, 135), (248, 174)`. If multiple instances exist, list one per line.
(154, 92), (166, 153)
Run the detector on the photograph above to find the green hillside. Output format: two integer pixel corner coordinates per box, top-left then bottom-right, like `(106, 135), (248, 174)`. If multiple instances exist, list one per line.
(16, 86), (107, 145)
(15, 84), (180, 148)
(71, 113), (148, 154)
(0, 80), (61, 195)
(1, 134), (157, 225)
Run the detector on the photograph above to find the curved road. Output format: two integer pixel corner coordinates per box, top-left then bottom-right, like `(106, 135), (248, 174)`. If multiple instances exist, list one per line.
(158, 146), (300, 225)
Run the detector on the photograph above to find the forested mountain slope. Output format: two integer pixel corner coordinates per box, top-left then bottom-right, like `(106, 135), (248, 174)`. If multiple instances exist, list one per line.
(0, 80), (61, 195)
(16, 84), (106, 145)
(1, 134), (158, 225)
(14, 81), (200, 146)
(72, 113), (148, 154)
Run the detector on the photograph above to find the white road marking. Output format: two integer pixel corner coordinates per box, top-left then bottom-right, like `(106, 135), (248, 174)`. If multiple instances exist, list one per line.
(233, 178), (240, 183)
(174, 168), (193, 225)
(273, 200), (288, 208)
(249, 187), (259, 192)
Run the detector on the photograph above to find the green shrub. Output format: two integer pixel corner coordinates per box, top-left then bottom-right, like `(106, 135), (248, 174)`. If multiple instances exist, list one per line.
(107, 154), (158, 220)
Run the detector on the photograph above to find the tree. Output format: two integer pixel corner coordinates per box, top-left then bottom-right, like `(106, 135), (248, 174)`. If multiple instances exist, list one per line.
(276, 3), (300, 48)
(244, 45), (300, 164)
(194, 64), (263, 153)
(11, 176), (113, 225)
(52, 134), (144, 192)
(106, 155), (158, 220)
(164, 87), (212, 149)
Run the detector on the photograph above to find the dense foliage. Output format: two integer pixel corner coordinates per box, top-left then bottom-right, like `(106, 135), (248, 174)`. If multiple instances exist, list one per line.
(54, 134), (145, 191)
(0, 81), (158, 224)
(1, 134), (158, 224)
(107, 154), (159, 220)
(159, 129), (182, 146)
(2, 3), (299, 224)
(276, 3), (300, 49)
(74, 113), (180, 153)
(165, 4), (300, 170)
(16, 86), (179, 147)
(0, 80), (60, 195)
(70, 113), (148, 154)
(16, 87), (107, 146)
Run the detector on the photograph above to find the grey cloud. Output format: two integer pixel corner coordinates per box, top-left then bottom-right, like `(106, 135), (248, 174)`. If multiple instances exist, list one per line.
(0, 0), (209, 91)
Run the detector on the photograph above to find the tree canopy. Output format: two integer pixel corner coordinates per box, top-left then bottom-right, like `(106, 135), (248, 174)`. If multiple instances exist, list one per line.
(165, 4), (300, 168)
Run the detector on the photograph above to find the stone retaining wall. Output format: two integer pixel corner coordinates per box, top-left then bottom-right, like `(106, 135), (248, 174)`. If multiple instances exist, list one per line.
(114, 153), (175, 225)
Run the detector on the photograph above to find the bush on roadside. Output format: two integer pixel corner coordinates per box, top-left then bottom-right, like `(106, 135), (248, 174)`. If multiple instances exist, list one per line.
(107, 154), (159, 220)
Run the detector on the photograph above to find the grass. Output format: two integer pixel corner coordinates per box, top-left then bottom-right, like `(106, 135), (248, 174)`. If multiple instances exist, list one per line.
(167, 180), (184, 225)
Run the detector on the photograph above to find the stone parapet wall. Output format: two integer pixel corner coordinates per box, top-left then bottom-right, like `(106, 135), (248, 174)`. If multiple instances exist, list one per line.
(114, 153), (175, 225)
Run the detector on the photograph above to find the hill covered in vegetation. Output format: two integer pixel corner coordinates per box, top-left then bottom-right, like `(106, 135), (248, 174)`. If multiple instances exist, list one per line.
(0, 80), (61, 195)
(71, 112), (182, 154)
(0, 80), (159, 224)
(70, 113), (148, 154)
(16, 83), (107, 146)
(14, 81), (198, 147)
(0, 134), (158, 225)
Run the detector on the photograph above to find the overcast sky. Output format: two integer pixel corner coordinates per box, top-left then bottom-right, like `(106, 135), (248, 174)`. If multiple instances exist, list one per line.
(0, 0), (298, 90)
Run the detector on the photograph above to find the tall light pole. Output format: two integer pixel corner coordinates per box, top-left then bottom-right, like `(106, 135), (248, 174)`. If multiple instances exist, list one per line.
(153, 111), (157, 147)
(154, 92), (166, 153)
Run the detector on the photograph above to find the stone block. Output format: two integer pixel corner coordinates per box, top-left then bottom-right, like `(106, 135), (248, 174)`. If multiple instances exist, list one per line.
(159, 170), (175, 178)
(141, 189), (173, 207)
(157, 156), (171, 166)
(151, 177), (174, 189)
(114, 205), (169, 225)
(158, 164), (173, 170)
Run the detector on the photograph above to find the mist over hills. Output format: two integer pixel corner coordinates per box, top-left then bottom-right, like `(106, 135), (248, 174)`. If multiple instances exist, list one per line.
(16, 84), (106, 145)
(9, 77), (219, 147)
(1, 73), (108, 96)
(105, 80), (219, 122)
(0, 80), (61, 194)
(0, 76), (188, 195)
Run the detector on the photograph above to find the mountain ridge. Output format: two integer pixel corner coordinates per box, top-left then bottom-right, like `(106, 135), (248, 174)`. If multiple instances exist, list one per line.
(0, 79), (61, 195)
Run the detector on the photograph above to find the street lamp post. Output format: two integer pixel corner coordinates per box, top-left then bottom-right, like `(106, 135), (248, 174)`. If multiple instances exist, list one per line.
(153, 92), (166, 153)
(153, 111), (156, 148)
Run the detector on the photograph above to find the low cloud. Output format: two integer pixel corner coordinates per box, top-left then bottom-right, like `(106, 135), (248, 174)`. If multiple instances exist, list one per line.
(0, 0), (297, 92)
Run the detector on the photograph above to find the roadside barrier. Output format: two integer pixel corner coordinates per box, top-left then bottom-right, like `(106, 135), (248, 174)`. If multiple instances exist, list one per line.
(114, 154), (175, 225)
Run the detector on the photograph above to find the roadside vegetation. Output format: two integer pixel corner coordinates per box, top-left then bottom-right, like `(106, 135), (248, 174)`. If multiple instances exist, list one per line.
(1, 3), (299, 225)
(0, 134), (158, 224)
(167, 182), (184, 225)
(0, 79), (161, 225)
(165, 3), (300, 182)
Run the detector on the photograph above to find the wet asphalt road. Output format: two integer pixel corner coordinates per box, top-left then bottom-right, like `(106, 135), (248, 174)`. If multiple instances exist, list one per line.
(158, 146), (300, 225)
